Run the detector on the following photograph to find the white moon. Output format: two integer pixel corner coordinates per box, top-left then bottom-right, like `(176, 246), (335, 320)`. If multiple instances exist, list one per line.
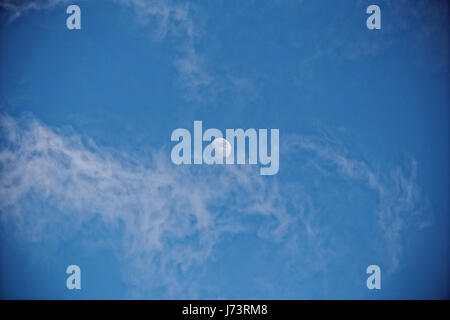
(211, 137), (232, 159)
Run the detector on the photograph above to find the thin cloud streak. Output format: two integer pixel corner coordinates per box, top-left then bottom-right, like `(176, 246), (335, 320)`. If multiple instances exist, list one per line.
(0, 114), (302, 296)
(283, 133), (432, 270)
(1, 0), (213, 100)
(0, 114), (433, 296)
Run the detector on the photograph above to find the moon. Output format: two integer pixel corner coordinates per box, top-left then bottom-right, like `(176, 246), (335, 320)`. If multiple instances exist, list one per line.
(211, 137), (232, 159)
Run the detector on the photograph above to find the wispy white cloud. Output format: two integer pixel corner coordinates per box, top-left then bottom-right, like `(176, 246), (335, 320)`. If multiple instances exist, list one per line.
(284, 132), (432, 270)
(117, 0), (214, 99)
(0, 0), (70, 21)
(0, 113), (433, 295)
(0, 114), (302, 296)
(1, 0), (214, 100)
(1, 0), (265, 104)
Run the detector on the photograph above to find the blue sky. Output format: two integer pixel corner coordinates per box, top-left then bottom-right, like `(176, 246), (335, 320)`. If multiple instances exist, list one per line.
(0, 0), (448, 299)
